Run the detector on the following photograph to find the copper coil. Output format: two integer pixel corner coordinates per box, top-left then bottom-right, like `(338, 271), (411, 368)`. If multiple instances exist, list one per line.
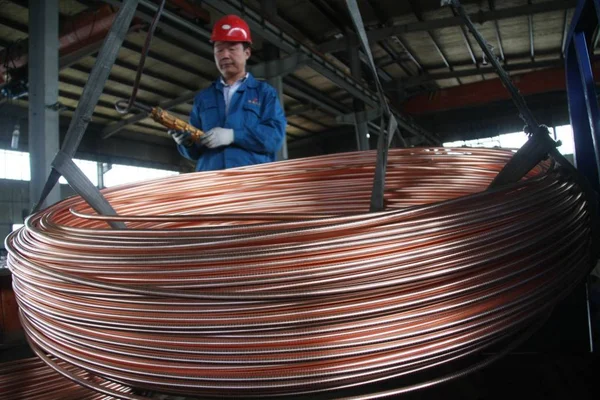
(0, 356), (134, 399)
(4, 148), (595, 398)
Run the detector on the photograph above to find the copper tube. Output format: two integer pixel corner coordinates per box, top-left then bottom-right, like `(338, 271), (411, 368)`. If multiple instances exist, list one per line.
(0, 356), (133, 399)
(4, 148), (594, 398)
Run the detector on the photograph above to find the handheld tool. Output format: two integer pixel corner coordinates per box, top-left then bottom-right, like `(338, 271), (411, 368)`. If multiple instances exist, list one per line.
(115, 99), (204, 143)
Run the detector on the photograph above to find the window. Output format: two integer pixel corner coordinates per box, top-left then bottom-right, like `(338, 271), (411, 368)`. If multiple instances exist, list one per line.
(103, 164), (179, 188)
(443, 124), (575, 156)
(58, 159), (99, 187)
(0, 150), (99, 184)
(0, 151), (178, 187)
(0, 149), (30, 181)
(554, 125), (575, 155)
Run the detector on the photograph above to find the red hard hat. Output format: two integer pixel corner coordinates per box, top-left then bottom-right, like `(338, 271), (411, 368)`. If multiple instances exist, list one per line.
(211, 15), (252, 44)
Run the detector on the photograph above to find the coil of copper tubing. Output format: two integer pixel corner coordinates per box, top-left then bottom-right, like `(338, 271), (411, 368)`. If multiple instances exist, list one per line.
(5, 148), (595, 398)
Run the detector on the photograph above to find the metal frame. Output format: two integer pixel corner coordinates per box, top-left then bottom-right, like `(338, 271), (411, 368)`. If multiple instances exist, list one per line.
(319, 0), (576, 54)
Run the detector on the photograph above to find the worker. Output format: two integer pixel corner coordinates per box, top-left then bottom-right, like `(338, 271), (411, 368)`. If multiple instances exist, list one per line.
(169, 15), (286, 171)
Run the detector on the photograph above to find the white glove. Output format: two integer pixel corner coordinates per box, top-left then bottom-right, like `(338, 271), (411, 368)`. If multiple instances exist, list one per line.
(201, 127), (234, 148)
(169, 129), (192, 147)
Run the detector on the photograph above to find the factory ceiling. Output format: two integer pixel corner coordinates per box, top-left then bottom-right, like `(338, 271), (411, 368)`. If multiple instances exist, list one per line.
(0, 0), (585, 166)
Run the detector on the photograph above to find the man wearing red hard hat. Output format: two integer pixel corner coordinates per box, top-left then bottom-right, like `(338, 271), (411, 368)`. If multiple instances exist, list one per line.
(170, 15), (287, 171)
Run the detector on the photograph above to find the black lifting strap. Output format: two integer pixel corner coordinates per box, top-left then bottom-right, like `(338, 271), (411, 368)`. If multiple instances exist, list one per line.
(345, 0), (404, 212)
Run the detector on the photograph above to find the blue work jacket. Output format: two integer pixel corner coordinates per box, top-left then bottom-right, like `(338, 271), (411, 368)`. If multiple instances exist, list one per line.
(177, 73), (286, 171)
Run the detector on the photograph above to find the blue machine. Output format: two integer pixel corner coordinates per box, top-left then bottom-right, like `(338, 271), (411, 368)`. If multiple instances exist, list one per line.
(565, 0), (600, 193)
(546, 0), (600, 354)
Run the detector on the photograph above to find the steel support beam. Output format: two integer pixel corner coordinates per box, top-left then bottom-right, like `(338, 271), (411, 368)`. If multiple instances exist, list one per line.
(383, 47), (562, 74)
(0, 15), (28, 34)
(395, 57), (590, 88)
(349, 44), (369, 151)
(378, 40), (413, 76)
(287, 126), (354, 146)
(365, 0), (417, 78)
(284, 76), (349, 116)
(28, 0), (61, 210)
(285, 104), (316, 117)
(562, 10), (571, 57)
(403, 62), (600, 115)
(488, 0), (506, 63)
(102, 0), (213, 55)
(270, 66), (288, 160)
(451, 7), (479, 69)
(261, 0), (288, 161)
(389, 35), (423, 73)
(284, 78), (383, 138)
(97, 162), (106, 190)
(1, 5), (141, 86)
(67, 64), (176, 101)
(409, 0), (454, 73)
(111, 57), (193, 91)
(336, 108), (382, 125)
(287, 121), (317, 134)
(59, 41), (104, 70)
(299, 114), (334, 129)
(283, 85), (343, 116)
(120, 40), (214, 82)
(528, 0), (535, 61)
(249, 52), (309, 79)
(318, 0), (577, 54)
(310, 0), (395, 82)
(309, 0), (349, 33)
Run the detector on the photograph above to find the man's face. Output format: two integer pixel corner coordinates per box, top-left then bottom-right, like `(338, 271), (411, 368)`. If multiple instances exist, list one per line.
(214, 42), (250, 79)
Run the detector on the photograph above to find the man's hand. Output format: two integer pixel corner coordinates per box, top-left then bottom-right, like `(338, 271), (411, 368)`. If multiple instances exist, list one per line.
(201, 127), (234, 148)
(168, 130), (192, 147)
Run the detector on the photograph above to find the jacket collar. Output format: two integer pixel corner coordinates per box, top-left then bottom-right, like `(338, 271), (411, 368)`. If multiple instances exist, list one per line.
(214, 72), (258, 91)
